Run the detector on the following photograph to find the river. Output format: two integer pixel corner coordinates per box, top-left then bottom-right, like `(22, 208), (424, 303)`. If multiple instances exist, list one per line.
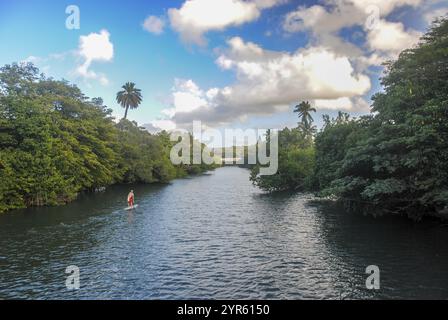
(0, 167), (447, 299)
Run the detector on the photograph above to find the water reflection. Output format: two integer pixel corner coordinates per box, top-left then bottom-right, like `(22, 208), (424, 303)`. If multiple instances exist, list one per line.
(0, 167), (447, 299)
(312, 200), (448, 299)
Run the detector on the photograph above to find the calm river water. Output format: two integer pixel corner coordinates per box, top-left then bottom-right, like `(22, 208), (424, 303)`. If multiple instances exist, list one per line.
(0, 167), (447, 299)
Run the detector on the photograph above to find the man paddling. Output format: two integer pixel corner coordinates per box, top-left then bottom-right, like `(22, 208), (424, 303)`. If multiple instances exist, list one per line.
(127, 190), (135, 208)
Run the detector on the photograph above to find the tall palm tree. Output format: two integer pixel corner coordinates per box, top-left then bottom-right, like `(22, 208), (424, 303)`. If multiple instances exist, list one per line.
(116, 82), (142, 119)
(293, 101), (316, 128)
(298, 122), (317, 137)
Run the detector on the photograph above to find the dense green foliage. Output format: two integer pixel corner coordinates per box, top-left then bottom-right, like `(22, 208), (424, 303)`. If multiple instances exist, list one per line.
(1, 18), (446, 220)
(251, 18), (448, 220)
(250, 128), (315, 192)
(0, 64), (215, 213)
(321, 18), (448, 219)
(314, 112), (371, 191)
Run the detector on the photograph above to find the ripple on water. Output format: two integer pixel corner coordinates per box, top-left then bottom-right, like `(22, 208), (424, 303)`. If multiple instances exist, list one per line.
(1, 167), (448, 299)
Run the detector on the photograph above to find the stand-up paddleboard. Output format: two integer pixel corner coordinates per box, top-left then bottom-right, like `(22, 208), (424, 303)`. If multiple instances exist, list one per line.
(125, 204), (139, 211)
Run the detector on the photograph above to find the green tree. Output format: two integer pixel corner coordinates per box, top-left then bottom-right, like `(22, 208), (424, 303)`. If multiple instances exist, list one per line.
(294, 101), (316, 129)
(314, 113), (371, 191)
(0, 64), (217, 213)
(322, 17), (448, 219)
(250, 128), (315, 192)
(116, 82), (142, 119)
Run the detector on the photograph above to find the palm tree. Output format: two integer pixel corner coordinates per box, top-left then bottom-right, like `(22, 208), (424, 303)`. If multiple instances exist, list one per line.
(116, 82), (142, 119)
(293, 101), (316, 128)
(298, 122), (317, 137)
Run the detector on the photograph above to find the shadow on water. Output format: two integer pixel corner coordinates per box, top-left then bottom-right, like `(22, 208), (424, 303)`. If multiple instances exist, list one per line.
(1, 167), (447, 299)
(308, 199), (448, 299)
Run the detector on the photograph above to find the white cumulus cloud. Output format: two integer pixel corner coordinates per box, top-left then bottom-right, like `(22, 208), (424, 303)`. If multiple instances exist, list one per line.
(147, 79), (211, 131)
(212, 37), (370, 107)
(150, 0), (432, 130)
(282, 0), (423, 64)
(314, 97), (370, 112)
(76, 29), (113, 85)
(152, 37), (371, 129)
(168, 0), (284, 45)
(367, 19), (421, 55)
(142, 15), (165, 35)
(350, 0), (422, 17)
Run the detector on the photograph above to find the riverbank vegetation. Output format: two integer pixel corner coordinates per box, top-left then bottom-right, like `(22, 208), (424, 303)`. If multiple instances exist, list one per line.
(1, 18), (446, 219)
(251, 17), (448, 220)
(0, 65), (216, 213)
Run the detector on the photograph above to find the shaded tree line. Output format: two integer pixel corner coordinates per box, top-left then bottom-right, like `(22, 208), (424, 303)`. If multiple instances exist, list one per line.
(251, 17), (448, 220)
(0, 63), (216, 213)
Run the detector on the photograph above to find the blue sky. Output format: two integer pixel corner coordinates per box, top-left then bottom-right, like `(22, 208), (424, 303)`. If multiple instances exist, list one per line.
(0, 0), (446, 141)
